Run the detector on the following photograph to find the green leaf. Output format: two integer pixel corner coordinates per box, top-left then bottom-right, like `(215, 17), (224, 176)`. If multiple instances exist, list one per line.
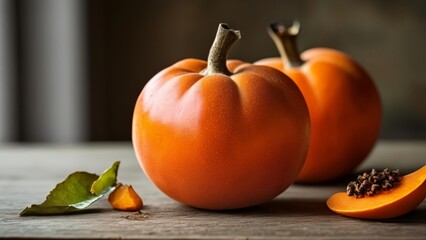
(20, 161), (120, 216)
(91, 161), (120, 195)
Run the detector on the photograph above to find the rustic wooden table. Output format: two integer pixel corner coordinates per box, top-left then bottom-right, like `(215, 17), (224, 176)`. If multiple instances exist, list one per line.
(0, 141), (425, 239)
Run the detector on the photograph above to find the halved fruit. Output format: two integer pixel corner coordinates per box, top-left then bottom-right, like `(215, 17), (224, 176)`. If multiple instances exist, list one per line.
(327, 165), (426, 219)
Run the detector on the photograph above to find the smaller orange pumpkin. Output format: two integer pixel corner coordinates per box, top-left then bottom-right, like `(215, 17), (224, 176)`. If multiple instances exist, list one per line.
(256, 21), (382, 183)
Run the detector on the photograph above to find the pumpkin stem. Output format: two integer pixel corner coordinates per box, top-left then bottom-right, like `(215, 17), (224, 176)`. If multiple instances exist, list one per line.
(268, 21), (304, 68)
(204, 23), (241, 76)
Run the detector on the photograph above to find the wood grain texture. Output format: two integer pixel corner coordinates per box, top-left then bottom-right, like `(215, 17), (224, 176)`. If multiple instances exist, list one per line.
(0, 141), (425, 239)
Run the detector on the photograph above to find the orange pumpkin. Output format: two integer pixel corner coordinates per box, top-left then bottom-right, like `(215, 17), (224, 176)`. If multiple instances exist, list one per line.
(132, 24), (310, 210)
(256, 22), (381, 183)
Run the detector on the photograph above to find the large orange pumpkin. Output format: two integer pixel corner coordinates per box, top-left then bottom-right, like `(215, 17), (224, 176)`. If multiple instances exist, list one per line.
(256, 22), (381, 183)
(132, 24), (310, 209)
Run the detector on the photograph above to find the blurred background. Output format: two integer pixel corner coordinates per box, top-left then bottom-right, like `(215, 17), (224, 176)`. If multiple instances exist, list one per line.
(0, 0), (425, 142)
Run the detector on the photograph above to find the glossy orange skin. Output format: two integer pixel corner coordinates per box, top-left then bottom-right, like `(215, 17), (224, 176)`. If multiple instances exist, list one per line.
(256, 48), (381, 183)
(132, 59), (310, 210)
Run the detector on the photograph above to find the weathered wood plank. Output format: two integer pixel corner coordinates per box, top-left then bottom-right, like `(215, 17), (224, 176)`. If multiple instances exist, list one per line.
(0, 141), (425, 239)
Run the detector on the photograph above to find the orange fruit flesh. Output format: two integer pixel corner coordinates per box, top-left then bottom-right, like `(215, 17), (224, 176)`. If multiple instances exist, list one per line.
(108, 185), (143, 211)
(327, 165), (426, 219)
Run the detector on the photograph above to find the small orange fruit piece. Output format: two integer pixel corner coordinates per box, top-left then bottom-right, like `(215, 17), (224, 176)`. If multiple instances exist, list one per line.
(327, 165), (426, 219)
(108, 184), (143, 211)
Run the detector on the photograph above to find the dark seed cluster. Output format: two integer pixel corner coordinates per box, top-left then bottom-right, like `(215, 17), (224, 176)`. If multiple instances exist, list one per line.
(346, 168), (402, 198)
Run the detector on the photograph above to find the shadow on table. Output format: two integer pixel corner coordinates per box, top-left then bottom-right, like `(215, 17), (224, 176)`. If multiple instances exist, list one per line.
(187, 198), (332, 217)
(257, 198), (331, 216)
(255, 199), (426, 223)
(376, 207), (426, 224)
(18, 208), (115, 217)
(184, 198), (426, 222)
